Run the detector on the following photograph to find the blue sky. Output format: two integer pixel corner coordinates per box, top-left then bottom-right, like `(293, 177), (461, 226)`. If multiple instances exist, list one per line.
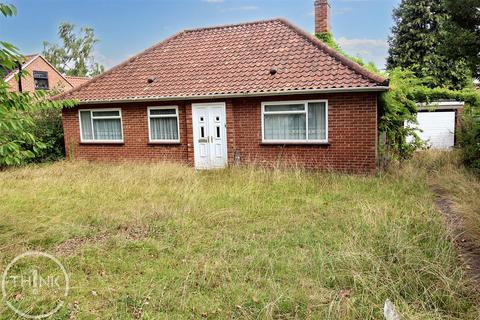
(1, 0), (400, 70)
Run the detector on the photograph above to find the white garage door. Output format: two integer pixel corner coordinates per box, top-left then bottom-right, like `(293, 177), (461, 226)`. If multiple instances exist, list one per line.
(416, 112), (455, 149)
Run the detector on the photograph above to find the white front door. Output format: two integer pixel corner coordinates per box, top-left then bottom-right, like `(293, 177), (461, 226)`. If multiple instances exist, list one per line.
(192, 103), (228, 169)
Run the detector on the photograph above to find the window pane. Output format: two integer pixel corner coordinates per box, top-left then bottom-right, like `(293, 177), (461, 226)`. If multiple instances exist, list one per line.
(308, 102), (327, 140)
(150, 117), (178, 140)
(150, 108), (176, 116)
(92, 111), (120, 117)
(34, 78), (49, 90)
(264, 104), (305, 112)
(264, 113), (306, 140)
(80, 111), (93, 140)
(93, 119), (122, 140)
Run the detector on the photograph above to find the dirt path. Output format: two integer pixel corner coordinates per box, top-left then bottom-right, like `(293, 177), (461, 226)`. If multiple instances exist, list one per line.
(432, 186), (480, 292)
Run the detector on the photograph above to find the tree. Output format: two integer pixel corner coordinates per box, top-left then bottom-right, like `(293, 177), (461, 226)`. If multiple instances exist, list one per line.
(440, 0), (480, 81)
(387, 0), (472, 89)
(43, 22), (105, 77)
(0, 4), (76, 167)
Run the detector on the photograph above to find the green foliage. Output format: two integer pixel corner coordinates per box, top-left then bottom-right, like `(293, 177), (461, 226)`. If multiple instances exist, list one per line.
(0, 85), (75, 167)
(0, 3), (15, 17)
(0, 3), (76, 168)
(457, 108), (480, 173)
(379, 69), (426, 161)
(315, 33), (424, 161)
(317, 24), (479, 165)
(381, 68), (480, 163)
(442, 0), (480, 80)
(316, 31), (381, 75)
(42, 22), (105, 77)
(387, 0), (473, 89)
(26, 108), (66, 163)
(315, 32), (343, 53)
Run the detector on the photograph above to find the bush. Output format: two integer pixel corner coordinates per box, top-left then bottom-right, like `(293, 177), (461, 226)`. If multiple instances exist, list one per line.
(27, 108), (65, 163)
(458, 110), (480, 173)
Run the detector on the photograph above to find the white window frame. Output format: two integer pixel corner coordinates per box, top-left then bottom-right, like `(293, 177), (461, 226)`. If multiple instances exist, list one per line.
(147, 106), (181, 143)
(78, 108), (124, 143)
(261, 100), (328, 144)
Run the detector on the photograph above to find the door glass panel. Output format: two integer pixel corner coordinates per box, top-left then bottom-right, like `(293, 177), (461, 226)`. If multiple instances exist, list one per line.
(215, 126), (220, 138)
(200, 126), (205, 138)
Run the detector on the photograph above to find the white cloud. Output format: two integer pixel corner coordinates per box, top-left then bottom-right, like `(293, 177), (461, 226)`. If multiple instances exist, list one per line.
(93, 50), (121, 70)
(337, 38), (388, 48)
(336, 37), (389, 69)
(220, 5), (258, 12)
(204, 0), (224, 3)
(332, 7), (353, 15)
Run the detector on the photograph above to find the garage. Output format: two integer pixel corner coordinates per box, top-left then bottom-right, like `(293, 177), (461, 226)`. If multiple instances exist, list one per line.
(411, 101), (464, 149)
(416, 111), (456, 149)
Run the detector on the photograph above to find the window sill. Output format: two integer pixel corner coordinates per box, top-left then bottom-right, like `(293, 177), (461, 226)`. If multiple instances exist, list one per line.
(148, 141), (181, 145)
(80, 141), (124, 145)
(261, 141), (330, 146)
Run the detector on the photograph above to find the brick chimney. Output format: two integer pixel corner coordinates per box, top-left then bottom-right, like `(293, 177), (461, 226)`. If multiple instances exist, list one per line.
(314, 0), (330, 34)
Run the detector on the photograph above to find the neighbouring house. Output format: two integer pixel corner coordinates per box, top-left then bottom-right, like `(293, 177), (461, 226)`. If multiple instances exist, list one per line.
(58, 0), (389, 173)
(3, 54), (89, 93)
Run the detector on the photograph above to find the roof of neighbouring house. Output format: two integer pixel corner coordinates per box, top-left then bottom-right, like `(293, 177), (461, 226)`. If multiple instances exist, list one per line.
(2, 54), (39, 80)
(65, 76), (90, 87)
(57, 18), (388, 103)
(3, 54), (85, 89)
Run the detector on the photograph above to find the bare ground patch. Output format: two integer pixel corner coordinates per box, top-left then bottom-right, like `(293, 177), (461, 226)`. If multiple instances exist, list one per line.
(55, 225), (152, 256)
(432, 186), (480, 292)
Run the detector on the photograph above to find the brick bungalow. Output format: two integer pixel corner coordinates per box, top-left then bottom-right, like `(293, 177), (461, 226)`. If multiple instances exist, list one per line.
(58, 0), (389, 173)
(4, 54), (89, 92)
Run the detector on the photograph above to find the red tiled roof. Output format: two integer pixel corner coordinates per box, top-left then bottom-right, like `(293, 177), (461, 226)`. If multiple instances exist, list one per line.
(65, 76), (90, 87)
(58, 19), (388, 102)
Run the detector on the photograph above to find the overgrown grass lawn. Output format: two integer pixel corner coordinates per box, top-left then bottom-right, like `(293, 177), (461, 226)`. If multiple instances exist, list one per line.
(0, 159), (478, 319)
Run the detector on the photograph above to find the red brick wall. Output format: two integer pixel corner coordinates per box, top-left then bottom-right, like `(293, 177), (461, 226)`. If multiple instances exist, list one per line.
(7, 56), (73, 93)
(63, 101), (189, 163)
(314, 0), (330, 34)
(229, 93), (378, 172)
(62, 92), (379, 172)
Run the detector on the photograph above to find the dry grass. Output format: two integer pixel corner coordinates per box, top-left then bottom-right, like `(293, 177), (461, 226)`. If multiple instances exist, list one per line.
(407, 151), (480, 247)
(0, 158), (479, 319)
